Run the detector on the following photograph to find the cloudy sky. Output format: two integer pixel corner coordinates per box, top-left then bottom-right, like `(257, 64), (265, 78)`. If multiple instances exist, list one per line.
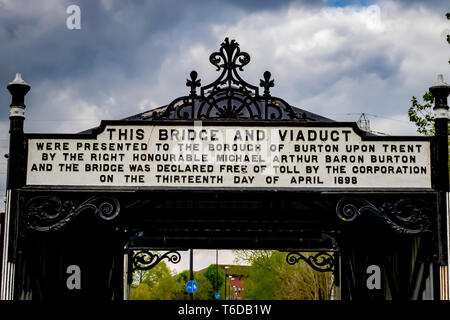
(0, 0), (449, 272)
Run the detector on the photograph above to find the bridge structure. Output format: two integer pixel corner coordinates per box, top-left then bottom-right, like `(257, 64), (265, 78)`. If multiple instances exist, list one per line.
(1, 38), (449, 300)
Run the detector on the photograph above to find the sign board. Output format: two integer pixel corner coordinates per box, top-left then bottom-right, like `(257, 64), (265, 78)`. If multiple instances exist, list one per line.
(186, 280), (198, 293)
(25, 122), (432, 190)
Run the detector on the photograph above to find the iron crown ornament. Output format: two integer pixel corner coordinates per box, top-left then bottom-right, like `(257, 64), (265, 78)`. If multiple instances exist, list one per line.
(150, 38), (302, 121)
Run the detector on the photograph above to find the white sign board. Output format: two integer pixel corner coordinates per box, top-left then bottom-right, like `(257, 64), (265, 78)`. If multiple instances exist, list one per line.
(26, 124), (431, 189)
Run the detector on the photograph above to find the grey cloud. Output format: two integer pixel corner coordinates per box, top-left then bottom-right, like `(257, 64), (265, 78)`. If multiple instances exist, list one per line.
(380, 0), (450, 12)
(0, 0), (446, 124)
(0, 0), (242, 122)
(225, 0), (326, 10)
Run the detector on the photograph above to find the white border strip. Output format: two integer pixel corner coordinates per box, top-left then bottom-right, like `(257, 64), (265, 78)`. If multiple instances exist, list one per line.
(447, 192), (450, 299)
(1, 190), (14, 300)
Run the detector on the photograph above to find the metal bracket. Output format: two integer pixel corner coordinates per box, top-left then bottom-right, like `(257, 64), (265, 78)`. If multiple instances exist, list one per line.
(126, 250), (182, 285)
(131, 250), (182, 271)
(336, 197), (432, 235)
(22, 195), (120, 232)
(285, 251), (335, 272)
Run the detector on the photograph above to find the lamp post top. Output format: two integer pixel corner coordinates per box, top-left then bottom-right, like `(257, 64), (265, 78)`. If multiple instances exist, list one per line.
(430, 74), (450, 90)
(7, 73), (31, 113)
(8, 73), (29, 86)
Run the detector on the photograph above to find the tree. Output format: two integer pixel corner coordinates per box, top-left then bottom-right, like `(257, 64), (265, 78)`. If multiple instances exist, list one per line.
(275, 253), (334, 300)
(232, 250), (282, 299)
(130, 282), (152, 300)
(203, 264), (225, 299)
(132, 269), (148, 286)
(173, 270), (213, 300)
(408, 91), (435, 136)
(129, 252), (335, 300)
(130, 261), (178, 300)
(408, 12), (450, 182)
(233, 250), (335, 300)
(193, 273), (214, 300)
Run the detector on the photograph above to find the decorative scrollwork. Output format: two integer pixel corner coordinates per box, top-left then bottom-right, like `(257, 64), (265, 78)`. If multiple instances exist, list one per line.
(150, 38), (301, 121)
(132, 250), (181, 270)
(286, 251), (335, 272)
(23, 196), (120, 232)
(336, 197), (432, 235)
(209, 38), (250, 72)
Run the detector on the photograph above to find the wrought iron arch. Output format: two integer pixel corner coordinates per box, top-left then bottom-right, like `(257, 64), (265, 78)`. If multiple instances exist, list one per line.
(150, 38), (303, 121)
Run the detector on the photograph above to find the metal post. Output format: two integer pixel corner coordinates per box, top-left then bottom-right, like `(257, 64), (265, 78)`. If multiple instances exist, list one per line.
(225, 271), (227, 300)
(429, 74), (450, 300)
(6, 74), (29, 189)
(215, 250), (218, 296)
(189, 248), (193, 300)
(1, 74), (30, 300)
(123, 253), (130, 300)
(224, 265), (229, 300)
(229, 275), (232, 300)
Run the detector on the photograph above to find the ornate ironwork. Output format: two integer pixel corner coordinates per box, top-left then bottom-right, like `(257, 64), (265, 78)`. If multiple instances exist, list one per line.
(286, 251), (335, 272)
(23, 196), (120, 232)
(132, 250), (181, 270)
(335, 197), (432, 235)
(150, 38), (302, 120)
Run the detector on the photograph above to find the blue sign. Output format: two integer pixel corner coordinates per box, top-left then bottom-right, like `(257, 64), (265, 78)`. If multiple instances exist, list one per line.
(186, 280), (198, 293)
(215, 292), (220, 299)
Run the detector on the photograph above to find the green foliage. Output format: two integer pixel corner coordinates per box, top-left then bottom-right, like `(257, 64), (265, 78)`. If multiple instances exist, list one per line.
(142, 261), (173, 286)
(132, 269), (147, 286)
(130, 282), (152, 300)
(130, 261), (179, 300)
(129, 251), (335, 300)
(409, 13), (449, 135)
(172, 270), (214, 300)
(234, 250), (335, 300)
(203, 264), (225, 299)
(193, 273), (214, 300)
(148, 272), (178, 300)
(230, 251), (274, 300)
(227, 265), (249, 277)
(408, 91), (435, 136)
(131, 264), (221, 300)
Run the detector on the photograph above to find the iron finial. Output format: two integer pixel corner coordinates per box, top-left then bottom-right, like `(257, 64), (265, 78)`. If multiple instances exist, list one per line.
(7, 73), (31, 117)
(186, 70), (201, 97)
(260, 71), (274, 97)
